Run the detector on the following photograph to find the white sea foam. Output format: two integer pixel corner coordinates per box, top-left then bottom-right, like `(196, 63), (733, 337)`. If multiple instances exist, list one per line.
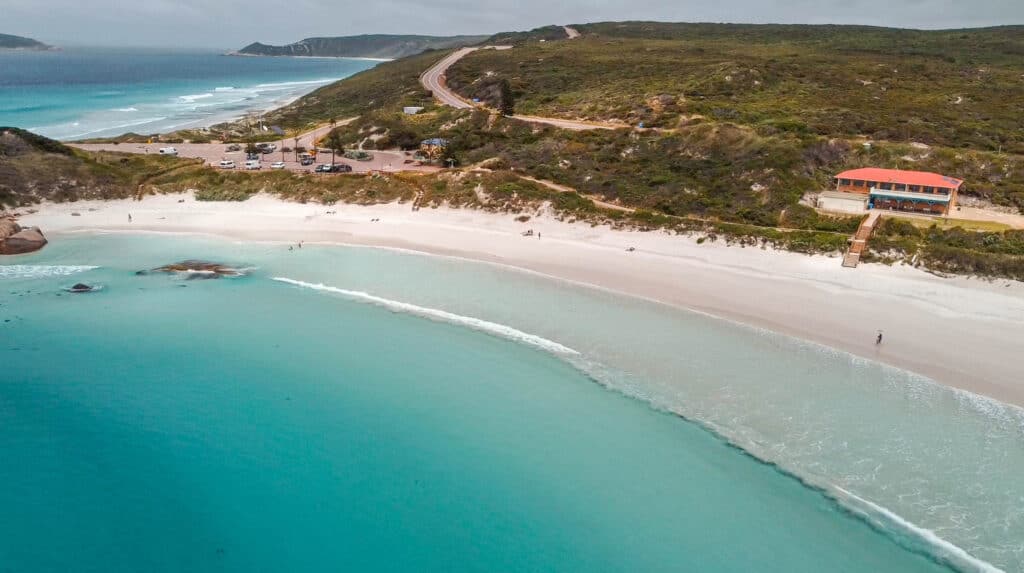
(272, 277), (579, 356)
(178, 93), (214, 103)
(214, 86), (236, 92)
(834, 486), (1004, 573)
(57, 116), (168, 139)
(0, 265), (98, 280)
(253, 78), (336, 90)
(112, 107), (138, 112)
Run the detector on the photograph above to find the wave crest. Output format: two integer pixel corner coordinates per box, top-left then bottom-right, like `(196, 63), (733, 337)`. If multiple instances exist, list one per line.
(272, 277), (579, 356)
(0, 265), (98, 280)
(834, 486), (1004, 573)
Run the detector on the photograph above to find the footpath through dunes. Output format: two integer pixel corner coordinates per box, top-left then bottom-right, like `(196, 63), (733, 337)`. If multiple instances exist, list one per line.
(419, 40), (620, 131)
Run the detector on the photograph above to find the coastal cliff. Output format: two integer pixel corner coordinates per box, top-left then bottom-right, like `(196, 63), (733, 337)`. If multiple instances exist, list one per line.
(233, 34), (487, 60)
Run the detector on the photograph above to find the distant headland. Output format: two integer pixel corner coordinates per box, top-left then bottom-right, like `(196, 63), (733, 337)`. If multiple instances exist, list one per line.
(230, 34), (487, 60)
(0, 33), (55, 51)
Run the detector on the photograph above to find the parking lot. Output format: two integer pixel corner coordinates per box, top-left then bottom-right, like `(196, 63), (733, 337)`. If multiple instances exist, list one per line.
(71, 141), (441, 175)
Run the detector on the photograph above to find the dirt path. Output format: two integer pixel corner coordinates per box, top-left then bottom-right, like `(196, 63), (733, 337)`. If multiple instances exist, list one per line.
(518, 175), (635, 212)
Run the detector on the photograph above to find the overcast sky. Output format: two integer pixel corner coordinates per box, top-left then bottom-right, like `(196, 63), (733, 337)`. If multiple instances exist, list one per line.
(4, 0), (1023, 48)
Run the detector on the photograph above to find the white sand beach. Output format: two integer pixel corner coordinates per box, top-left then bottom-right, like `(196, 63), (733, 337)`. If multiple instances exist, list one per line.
(18, 193), (1024, 407)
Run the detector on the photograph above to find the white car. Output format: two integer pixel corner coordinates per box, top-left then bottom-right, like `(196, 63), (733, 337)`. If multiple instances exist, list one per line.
(244, 160), (261, 170)
(270, 161), (286, 170)
(158, 147), (178, 156)
(218, 160), (235, 169)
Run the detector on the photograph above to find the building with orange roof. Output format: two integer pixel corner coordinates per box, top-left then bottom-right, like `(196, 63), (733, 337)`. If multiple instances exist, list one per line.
(833, 168), (964, 215)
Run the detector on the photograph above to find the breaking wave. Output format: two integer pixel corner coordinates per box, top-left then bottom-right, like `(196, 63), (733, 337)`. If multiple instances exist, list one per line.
(834, 486), (1004, 573)
(271, 277), (579, 356)
(0, 265), (98, 280)
(269, 274), (1004, 572)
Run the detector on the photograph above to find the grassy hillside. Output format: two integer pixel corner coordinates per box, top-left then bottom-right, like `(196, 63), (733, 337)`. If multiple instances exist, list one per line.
(0, 127), (190, 207)
(258, 50), (446, 129)
(446, 23), (1024, 151)
(236, 34), (487, 59)
(483, 25), (574, 45)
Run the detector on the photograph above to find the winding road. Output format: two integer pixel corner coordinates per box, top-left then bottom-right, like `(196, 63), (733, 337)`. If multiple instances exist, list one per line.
(420, 34), (619, 132)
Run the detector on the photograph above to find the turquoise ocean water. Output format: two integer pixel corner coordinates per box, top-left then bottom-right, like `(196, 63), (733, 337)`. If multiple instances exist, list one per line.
(2, 233), (1023, 572)
(0, 48), (378, 140)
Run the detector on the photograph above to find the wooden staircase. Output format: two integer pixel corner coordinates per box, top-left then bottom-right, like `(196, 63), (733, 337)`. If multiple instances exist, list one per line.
(842, 211), (881, 268)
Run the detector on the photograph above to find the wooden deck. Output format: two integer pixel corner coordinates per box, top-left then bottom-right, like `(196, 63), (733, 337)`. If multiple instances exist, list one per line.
(842, 211), (881, 268)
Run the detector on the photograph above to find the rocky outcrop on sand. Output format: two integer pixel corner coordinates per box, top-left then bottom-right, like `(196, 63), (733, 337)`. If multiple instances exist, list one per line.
(137, 260), (248, 279)
(0, 218), (47, 255)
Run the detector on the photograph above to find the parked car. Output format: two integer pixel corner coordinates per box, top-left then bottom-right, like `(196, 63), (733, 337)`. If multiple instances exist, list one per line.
(270, 161), (286, 170)
(244, 160), (261, 170)
(158, 147), (178, 156)
(299, 154), (315, 166)
(246, 152), (260, 161)
(257, 143), (277, 154)
(226, 144), (241, 152)
(218, 160), (235, 169)
(317, 163), (352, 173)
(315, 164), (332, 173)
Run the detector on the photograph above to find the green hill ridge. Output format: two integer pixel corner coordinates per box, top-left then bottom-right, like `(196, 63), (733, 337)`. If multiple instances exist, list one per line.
(0, 33), (53, 50)
(235, 34), (488, 59)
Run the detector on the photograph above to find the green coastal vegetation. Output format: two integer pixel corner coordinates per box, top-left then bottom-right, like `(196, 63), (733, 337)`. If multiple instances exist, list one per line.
(6, 22), (1024, 279)
(0, 33), (52, 50)
(235, 34), (488, 59)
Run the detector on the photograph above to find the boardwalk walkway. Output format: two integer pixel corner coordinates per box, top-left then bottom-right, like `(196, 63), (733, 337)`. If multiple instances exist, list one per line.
(842, 211), (881, 268)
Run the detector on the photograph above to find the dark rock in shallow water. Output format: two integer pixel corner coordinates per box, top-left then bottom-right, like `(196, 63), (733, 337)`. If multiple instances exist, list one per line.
(67, 283), (94, 293)
(138, 260), (247, 279)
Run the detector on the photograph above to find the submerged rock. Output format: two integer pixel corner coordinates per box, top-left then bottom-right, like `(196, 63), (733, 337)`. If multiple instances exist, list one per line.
(66, 283), (95, 293)
(137, 260), (248, 279)
(0, 218), (47, 255)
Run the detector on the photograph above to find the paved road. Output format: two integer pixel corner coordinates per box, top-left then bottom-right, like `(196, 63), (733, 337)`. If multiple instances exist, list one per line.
(420, 48), (481, 109)
(563, 26), (580, 39)
(419, 46), (618, 132)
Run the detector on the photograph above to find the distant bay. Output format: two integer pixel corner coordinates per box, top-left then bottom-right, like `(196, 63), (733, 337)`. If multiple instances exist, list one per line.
(0, 48), (378, 140)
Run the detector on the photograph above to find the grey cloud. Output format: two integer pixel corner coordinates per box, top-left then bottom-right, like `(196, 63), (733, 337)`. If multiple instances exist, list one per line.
(3, 0), (1023, 48)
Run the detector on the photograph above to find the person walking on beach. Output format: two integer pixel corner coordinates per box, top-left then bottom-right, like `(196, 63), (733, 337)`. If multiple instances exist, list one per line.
(128, 213), (132, 223)
(876, 331), (883, 345)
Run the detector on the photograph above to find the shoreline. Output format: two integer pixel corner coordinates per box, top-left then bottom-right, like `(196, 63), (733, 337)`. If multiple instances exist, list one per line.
(15, 193), (1024, 407)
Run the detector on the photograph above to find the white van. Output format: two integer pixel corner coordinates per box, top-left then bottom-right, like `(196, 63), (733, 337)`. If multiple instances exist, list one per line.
(158, 147), (178, 156)
(218, 160), (235, 169)
(244, 160), (261, 170)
